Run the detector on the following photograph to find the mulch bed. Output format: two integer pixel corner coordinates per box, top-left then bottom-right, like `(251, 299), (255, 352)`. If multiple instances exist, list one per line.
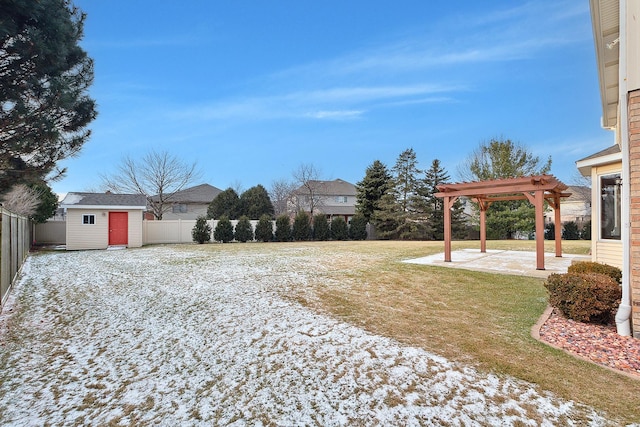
(538, 309), (640, 378)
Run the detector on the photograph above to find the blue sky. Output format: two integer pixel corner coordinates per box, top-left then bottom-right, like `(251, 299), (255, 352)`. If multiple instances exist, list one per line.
(54, 0), (612, 196)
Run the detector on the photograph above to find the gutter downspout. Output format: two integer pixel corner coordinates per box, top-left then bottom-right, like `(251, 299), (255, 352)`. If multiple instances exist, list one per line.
(615, 0), (632, 336)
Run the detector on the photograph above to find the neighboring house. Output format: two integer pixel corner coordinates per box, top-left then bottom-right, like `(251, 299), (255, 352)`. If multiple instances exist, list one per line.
(292, 179), (357, 222)
(150, 183), (222, 220)
(579, 0), (640, 337)
(544, 186), (592, 227)
(60, 192), (147, 250)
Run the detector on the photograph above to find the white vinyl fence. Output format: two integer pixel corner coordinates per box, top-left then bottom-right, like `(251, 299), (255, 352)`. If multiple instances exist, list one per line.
(143, 219), (261, 244)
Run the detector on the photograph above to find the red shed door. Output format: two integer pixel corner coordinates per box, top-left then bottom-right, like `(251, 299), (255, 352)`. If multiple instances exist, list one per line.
(109, 212), (128, 246)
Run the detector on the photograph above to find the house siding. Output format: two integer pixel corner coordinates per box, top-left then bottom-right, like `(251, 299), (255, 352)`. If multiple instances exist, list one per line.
(628, 89), (640, 337)
(589, 162), (623, 269)
(66, 209), (143, 250)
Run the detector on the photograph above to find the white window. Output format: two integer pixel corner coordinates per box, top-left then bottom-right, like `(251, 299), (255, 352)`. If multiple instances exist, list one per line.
(82, 214), (95, 225)
(172, 204), (188, 213)
(334, 196), (348, 203)
(600, 173), (621, 240)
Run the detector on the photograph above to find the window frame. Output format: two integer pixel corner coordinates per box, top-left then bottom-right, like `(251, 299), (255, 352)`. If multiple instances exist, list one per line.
(599, 172), (622, 241)
(82, 214), (96, 225)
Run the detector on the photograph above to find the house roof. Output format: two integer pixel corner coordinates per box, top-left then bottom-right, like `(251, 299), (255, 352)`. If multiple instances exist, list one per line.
(155, 183), (223, 204)
(564, 186), (591, 203)
(575, 144), (622, 176)
(61, 192), (147, 210)
(296, 179), (356, 196)
(590, 0), (620, 128)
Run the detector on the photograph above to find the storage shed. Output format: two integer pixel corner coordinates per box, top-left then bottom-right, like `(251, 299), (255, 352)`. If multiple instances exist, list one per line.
(60, 192), (147, 250)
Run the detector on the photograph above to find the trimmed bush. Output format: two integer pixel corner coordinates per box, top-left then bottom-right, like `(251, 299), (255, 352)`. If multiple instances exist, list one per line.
(234, 216), (254, 242)
(349, 213), (368, 240)
(544, 222), (555, 240)
(562, 221), (580, 240)
(213, 216), (234, 243)
(330, 217), (348, 241)
(312, 214), (329, 241)
(292, 211), (312, 241)
(568, 261), (622, 284)
(274, 214), (292, 242)
(580, 220), (591, 240)
(544, 272), (621, 324)
(191, 216), (211, 244)
(255, 214), (273, 242)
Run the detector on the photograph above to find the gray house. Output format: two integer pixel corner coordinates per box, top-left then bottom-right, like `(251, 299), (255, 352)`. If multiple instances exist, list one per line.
(150, 183), (223, 220)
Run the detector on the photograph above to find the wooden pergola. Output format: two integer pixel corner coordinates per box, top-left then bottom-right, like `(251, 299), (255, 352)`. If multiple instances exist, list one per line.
(435, 175), (571, 270)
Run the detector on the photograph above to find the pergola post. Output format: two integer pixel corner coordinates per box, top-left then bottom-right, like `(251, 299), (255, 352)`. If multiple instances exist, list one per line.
(524, 190), (546, 270)
(552, 195), (563, 257)
(443, 196), (458, 262)
(479, 201), (488, 253)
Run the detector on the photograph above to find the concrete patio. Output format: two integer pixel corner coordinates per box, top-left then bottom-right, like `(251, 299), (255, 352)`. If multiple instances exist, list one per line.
(403, 249), (591, 278)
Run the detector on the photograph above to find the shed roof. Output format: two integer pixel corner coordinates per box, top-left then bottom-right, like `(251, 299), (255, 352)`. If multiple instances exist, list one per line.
(61, 192), (147, 210)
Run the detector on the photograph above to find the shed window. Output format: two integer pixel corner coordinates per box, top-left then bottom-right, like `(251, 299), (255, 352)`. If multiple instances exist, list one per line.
(600, 174), (621, 240)
(82, 214), (95, 225)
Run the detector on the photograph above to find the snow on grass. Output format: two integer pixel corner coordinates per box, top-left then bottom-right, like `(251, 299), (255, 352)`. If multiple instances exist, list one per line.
(0, 245), (610, 426)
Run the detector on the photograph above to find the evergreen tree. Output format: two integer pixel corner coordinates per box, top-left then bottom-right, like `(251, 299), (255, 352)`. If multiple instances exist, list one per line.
(208, 188), (240, 219)
(234, 216), (254, 242)
(30, 181), (59, 223)
(0, 0), (97, 191)
(348, 213), (368, 240)
(255, 214), (274, 242)
(312, 214), (330, 241)
(355, 160), (392, 221)
(192, 216), (212, 244)
(562, 221), (580, 240)
(459, 137), (552, 239)
(545, 222), (556, 240)
(239, 185), (274, 219)
(392, 148), (421, 213)
(419, 159), (465, 240)
(274, 214), (292, 242)
(330, 217), (349, 241)
(213, 216), (234, 242)
(292, 211), (312, 241)
(371, 192), (405, 239)
(581, 220), (592, 240)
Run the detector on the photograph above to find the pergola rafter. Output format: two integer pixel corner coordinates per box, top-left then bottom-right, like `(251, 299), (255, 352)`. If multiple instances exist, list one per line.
(435, 175), (571, 270)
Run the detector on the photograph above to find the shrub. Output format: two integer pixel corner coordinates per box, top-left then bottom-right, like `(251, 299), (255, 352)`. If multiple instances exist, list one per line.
(349, 213), (368, 240)
(580, 220), (592, 240)
(544, 272), (621, 324)
(191, 216), (211, 244)
(234, 216), (254, 242)
(254, 214), (273, 242)
(274, 214), (292, 242)
(562, 221), (580, 240)
(330, 217), (348, 241)
(568, 261), (622, 284)
(292, 211), (312, 241)
(213, 216), (234, 243)
(312, 214), (329, 241)
(544, 222), (555, 240)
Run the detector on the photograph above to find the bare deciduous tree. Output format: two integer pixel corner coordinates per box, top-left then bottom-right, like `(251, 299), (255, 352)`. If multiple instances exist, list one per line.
(269, 179), (296, 216)
(1, 184), (40, 216)
(292, 163), (325, 216)
(102, 150), (200, 220)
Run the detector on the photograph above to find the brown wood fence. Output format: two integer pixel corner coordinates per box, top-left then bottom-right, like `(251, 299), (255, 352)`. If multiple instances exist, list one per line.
(0, 207), (31, 307)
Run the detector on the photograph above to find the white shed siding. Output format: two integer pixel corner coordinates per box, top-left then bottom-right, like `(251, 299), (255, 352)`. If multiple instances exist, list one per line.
(66, 209), (144, 250)
(66, 209), (109, 250)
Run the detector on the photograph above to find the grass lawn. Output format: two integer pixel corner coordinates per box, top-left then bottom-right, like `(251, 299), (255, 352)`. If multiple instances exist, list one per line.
(254, 239), (640, 423)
